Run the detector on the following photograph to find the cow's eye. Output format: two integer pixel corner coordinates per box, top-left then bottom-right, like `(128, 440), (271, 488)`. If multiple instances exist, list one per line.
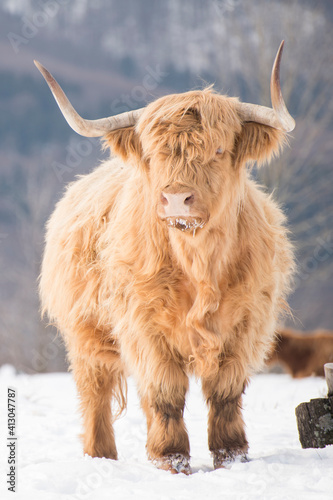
(216, 147), (223, 154)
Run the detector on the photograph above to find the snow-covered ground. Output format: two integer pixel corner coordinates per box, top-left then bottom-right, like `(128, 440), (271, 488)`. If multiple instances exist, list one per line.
(0, 365), (332, 500)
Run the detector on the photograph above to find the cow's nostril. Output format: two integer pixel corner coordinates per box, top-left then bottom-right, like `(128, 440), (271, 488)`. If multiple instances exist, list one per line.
(161, 193), (169, 206)
(184, 194), (194, 206)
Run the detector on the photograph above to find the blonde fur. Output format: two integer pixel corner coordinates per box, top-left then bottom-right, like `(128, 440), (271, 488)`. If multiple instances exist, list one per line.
(40, 88), (294, 469)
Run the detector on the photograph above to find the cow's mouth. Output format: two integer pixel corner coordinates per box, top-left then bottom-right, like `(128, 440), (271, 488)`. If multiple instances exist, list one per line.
(166, 217), (206, 235)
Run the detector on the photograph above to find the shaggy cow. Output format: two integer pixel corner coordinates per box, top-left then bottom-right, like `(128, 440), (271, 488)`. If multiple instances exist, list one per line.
(36, 42), (295, 473)
(267, 328), (333, 378)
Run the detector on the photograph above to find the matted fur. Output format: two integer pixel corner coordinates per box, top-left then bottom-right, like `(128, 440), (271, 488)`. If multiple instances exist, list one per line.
(267, 328), (333, 378)
(40, 88), (295, 469)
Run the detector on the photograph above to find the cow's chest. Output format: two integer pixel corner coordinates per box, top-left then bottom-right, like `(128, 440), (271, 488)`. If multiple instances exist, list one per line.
(164, 271), (225, 361)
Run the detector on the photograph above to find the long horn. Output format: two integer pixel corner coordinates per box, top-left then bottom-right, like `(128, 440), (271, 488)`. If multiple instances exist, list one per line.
(237, 41), (295, 132)
(34, 60), (144, 137)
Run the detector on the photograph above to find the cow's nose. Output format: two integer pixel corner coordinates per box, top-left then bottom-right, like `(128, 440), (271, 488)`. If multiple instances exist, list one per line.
(161, 191), (195, 216)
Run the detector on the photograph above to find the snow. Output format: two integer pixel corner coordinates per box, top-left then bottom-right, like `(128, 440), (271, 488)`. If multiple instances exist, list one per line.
(0, 365), (332, 499)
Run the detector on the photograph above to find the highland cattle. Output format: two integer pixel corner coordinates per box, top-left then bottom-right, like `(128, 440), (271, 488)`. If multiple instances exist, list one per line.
(37, 41), (295, 473)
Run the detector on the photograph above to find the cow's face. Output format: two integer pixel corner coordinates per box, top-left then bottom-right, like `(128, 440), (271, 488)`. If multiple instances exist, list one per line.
(105, 89), (285, 236)
(138, 91), (247, 235)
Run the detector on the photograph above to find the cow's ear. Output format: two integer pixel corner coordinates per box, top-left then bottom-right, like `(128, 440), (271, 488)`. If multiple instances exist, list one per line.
(233, 122), (287, 168)
(103, 126), (143, 162)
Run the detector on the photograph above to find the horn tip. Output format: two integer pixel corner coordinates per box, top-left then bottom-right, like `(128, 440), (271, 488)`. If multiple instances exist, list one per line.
(278, 40), (285, 56)
(34, 60), (46, 74)
(275, 40), (285, 66)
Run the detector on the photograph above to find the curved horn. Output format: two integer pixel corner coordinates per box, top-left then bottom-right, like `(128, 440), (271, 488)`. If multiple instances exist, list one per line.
(34, 60), (144, 137)
(238, 41), (295, 132)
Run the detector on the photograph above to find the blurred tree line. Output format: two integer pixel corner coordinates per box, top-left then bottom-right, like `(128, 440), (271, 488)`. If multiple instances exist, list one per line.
(0, 0), (332, 372)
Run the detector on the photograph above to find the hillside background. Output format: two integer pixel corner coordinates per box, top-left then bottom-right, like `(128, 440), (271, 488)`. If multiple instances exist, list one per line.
(0, 0), (332, 372)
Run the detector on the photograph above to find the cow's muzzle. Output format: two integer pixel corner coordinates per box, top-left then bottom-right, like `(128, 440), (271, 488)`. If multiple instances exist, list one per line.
(158, 189), (208, 234)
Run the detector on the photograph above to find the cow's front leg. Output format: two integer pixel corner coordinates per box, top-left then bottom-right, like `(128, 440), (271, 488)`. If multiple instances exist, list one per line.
(202, 373), (249, 469)
(139, 363), (191, 474)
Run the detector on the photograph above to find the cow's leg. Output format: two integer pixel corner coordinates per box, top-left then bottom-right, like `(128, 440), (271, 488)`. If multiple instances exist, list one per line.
(139, 364), (191, 474)
(69, 327), (126, 460)
(202, 374), (249, 469)
(72, 359), (125, 459)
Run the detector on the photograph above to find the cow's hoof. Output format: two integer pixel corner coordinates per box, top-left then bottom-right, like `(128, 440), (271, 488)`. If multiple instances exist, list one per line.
(212, 449), (249, 470)
(151, 454), (191, 475)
